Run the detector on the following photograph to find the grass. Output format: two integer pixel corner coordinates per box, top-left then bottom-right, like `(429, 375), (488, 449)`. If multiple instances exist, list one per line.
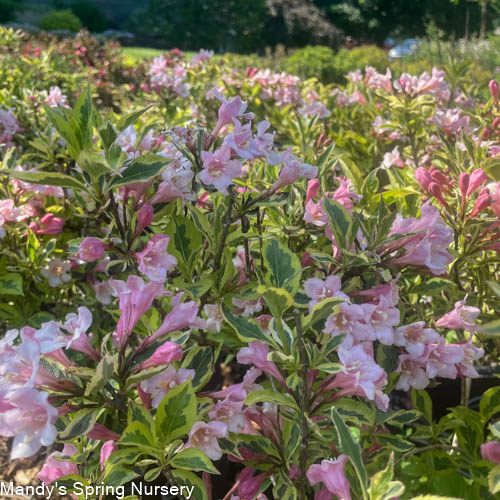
(121, 46), (196, 63)
(121, 46), (166, 62)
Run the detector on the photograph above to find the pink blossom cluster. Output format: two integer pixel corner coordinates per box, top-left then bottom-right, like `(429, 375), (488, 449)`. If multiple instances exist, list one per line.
(149, 55), (190, 97)
(0, 108), (22, 146)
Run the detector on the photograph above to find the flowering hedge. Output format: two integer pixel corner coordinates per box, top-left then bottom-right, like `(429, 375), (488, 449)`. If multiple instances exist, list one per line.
(0, 27), (499, 500)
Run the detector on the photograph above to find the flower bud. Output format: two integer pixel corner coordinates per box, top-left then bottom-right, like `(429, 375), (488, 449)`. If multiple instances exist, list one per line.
(493, 117), (500, 130)
(467, 169), (488, 196)
(136, 341), (183, 371)
(137, 203), (154, 233)
(470, 188), (491, 217)
(415, 167), (432, 191)
(481, 441), (500, 463)
(489, 79), (499, 105)
(459, 173), (469, 199)
(87, 423), (121, 441)
(100, 441), (118, 471)
(238, 468), (265, 500)
(79, 237), (106, 262)
(306, 179), (321, 204)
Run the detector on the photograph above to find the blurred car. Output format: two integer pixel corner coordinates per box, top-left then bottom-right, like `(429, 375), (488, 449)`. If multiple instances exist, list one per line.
(388, 38), (421, 59)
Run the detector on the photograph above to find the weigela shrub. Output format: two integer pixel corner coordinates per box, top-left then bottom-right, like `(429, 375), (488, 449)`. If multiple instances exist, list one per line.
(0, 28), (499, 499)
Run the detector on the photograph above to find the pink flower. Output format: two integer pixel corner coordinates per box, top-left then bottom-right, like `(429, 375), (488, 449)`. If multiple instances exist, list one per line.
(45, 86), (68, 108)
(139, 292), (199, 351)
(425, 339), (464, 379)
(435, 298), (480, 332)
(136, 234), (177, 282)
(116, 125), (137, 153)
(331, 178), (361, 213)
(30, 213), (64, 235)
(394, 322), (440, 356)
(329, 344), (387, 408)
(306, 455), (351, 500)
(396, 354), (429, 391)
(40, 258), (71, 287)
(481, 441), (500, 463)
(111, 275), (164, 347)
(134, 341), (183, 371)
(79, 237), (106, 262)
(456, 338), (484, 378)
(211, 368), (262, 402)
(203, 304), (224, 332)
(100, 440), (118, 470)
(304, 276), (346, 311)
(140, 366), (194, 408)
(213, 96), (253, 137)
(64, 307), (100, 361)
(208, 398), (248, 433)
(382, 146), (405, 168)
(92, 279), (115, 305)
(237, 341), (285, 385)
(272, 150), (317, 191)
(185, 421), (228, 460)
(0, 387), (58, 459)
(199, 146), (242, 194)
(386, 201), (453, 275)
(38, 444), (78, 483)
(150, 161), (195, 204)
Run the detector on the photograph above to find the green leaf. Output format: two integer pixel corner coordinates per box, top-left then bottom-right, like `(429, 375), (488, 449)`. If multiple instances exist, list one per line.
(0, 273), (23, 296)
(331, 407), (368, 494)
(182, 346), (213, 391)
(258, 286), (294, 319)
(323, 196), (352, 250)
(376, 434), (415, 452)
(328, 398), (374, 424)
(222, 305), (277, 347)
(316, 362), (344, 374)
(165, 216), (203, 278)
(85, 355), (115, 397)
(103, 465), (140, 487)
(411, 389), (433, 423)
(170, 469), (208, 500)
(44, 105), (80, 155)
(77, 151), (113, 178)
(262, 239), (302, 295)
(480, 386), (500, 420)
(71, 85), (93, 150)
(478, 319), (500, 337)
(489, 464), (500, 495)
(244, 389), (299, 410)
(105, 154), (169, 191)
(120, 421), (156, 449)
(127, 401), (156, 431)
(126, 365), (167, 391)
(156, 381), (197, 445)
(59, 408), (102, 440)
(144, 467), (163, 482)
(303, 296), (344, 333)
(1, 169), (87, 192)
(116, 105), (153, 131)
(490, 421), (500, 439)
(368, 453), (405, 500)
(170, 448), (220, 474)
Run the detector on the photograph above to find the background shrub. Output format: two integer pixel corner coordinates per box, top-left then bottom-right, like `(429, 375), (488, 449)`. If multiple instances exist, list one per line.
(282, 45), (337, 82)
(333, 45), (389, 81)
(39, 9), (82, 32)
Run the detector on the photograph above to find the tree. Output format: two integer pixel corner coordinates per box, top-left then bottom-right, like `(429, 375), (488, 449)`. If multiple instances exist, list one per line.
(0, 0), (23, 23)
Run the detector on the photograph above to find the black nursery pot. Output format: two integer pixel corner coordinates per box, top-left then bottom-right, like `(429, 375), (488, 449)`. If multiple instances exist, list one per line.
(426, 366), (500, 420)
